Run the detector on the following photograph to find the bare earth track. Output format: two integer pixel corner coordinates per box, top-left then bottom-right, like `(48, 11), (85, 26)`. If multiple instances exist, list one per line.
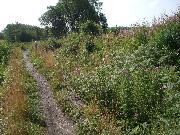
(23, 50), (75, 135)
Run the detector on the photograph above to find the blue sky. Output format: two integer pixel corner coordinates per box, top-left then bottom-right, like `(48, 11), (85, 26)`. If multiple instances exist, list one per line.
(0, 0), (179, 31)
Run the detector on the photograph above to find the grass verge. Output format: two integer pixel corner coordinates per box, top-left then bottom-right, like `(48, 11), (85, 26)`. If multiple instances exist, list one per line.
(1, 47), (45, 135)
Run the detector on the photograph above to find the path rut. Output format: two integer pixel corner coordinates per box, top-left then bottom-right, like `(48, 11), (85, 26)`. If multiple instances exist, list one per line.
(23, 50), (75, 135)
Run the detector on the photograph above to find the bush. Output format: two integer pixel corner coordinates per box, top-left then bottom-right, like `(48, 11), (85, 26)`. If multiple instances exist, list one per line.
(149, 15), (180, 66)
(85, 41), (96, 54)
(62, 35), (81, 56)
(155, 23), (180, 51)
(74, 54), (180, 133)
(0, 32), (4, 40)
(0, 41), (10, 84)
(73, 21), (180, 131)
(133, 24), (149, 46)
(0, 41), (9, 64)
(29, 10), (180, 135)
(131, 14), (180, 67)
(47, 38), (62, 51)
(80, 21), (103, 36)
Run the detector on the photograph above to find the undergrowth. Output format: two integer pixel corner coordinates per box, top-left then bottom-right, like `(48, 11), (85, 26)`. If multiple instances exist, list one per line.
(28, 11), (180, 135)
(0, 46), (45, 135)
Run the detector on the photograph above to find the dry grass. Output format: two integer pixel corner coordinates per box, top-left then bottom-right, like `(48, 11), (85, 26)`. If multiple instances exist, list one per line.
(35, 46), (56, 69)
(43, 51), (56, 68)
(82, 99), (121, 134)
(3, 48), (27, 135)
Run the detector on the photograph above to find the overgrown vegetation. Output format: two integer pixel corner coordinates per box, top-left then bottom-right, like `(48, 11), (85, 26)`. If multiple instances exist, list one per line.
(0, 41), (9, 84)
(0, 1), (179, 134)
(3, 23), (46, 42)
(40, 0), (107, 37)
(28, 10), (180, 135)
(0, 47), (45, 135)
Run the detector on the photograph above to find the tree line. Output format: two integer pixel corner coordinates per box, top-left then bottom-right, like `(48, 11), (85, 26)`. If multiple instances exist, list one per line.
(2, 23), (47, 42)
(1, 0), (108, 42)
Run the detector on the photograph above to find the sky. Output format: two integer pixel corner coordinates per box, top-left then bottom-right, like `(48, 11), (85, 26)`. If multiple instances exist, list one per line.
(0, 0), (179, 31)
(101, 0), (180, 27)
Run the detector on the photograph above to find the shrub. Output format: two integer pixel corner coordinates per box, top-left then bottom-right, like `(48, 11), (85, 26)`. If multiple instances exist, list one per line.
(0, 41), (10, 84)
(74, 55), (180, 133)
(29, 10), (180, 135)
(149, 14), (180, 66)
(0, 41), (9, 65)
(133, 24), (149, 46)
(130, 14), (180, 67)
(85, 41), (96, 54)
(80, 21), (103, 36)
(47, 38), (62, 51)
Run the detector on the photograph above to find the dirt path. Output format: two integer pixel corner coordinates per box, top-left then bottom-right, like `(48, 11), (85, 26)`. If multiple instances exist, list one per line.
(23, 50), (75, 135)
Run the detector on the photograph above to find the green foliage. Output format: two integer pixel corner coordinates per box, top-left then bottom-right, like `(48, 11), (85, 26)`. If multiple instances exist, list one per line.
(73, 12), (180, 134)
(150, 20), (180, 66)
(59, 33), (83, 56)
(80, 21), (103, 36)
(133, 25), (149, 46)
(3, 23), (46, 42)
(143, 13), (180, 67)
(40, 5), (68, 38)
(85, 41), (96, 54)
(1, 47), (45, 135)
(30, 11), (180, 135)
(24, 72), (46, 134)
(0, 41), (9, 65)
(0, 41), (10, 84)
(109, 26), (132, 34)
(0, 32), (4, 40)
(73, 49), (180, 134)
(40, 0), (108, 37)
(46, 38), (62, 51)
(154, 24), (180, 50)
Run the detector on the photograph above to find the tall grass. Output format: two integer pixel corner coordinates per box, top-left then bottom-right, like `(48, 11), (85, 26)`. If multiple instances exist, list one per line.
(1, 47), (45, 135)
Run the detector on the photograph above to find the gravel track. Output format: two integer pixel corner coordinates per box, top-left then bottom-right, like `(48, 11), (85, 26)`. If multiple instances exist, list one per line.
(23, 50), (75, 135)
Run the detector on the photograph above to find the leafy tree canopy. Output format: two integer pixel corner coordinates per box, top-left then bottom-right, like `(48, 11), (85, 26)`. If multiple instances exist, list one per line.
(3, 23), (46, 42)
(0, 32), (4, 40)
(40, 0), (108, 37)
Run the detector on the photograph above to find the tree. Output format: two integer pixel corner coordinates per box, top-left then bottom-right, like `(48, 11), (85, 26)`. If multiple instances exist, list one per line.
(40, 5), (68, 38)
(3, 23), (46, 42)
(40, 0), (108, 37)
(0, 32), (4, 40)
